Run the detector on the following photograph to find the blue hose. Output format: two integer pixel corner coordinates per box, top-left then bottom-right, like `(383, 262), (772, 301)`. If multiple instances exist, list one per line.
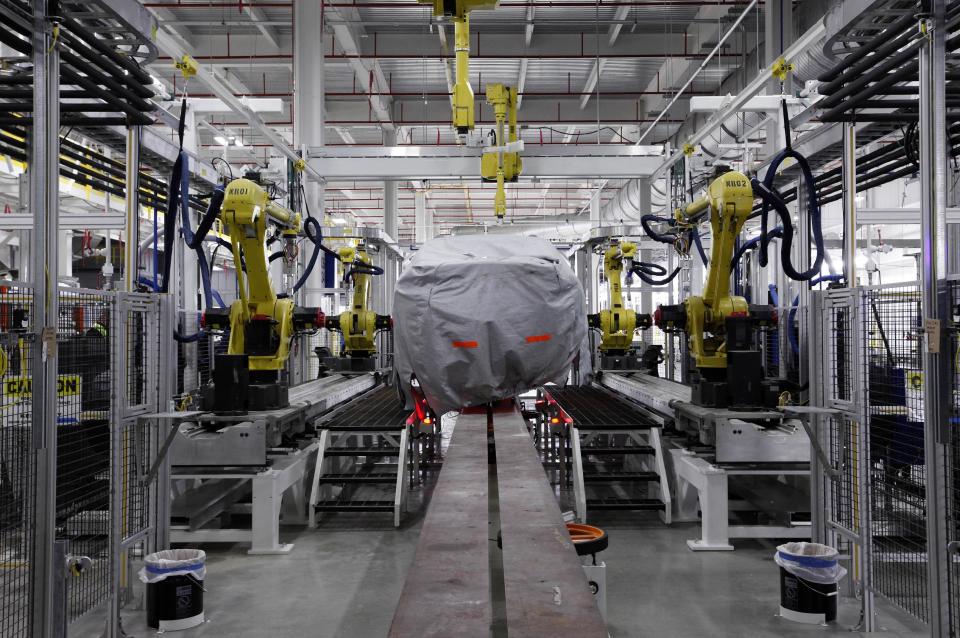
(292, 216), (323, 294)
(731, 227), (783, 269)
(137, 276), (160, 292)
(631, 262), (681, 286)
(690, 226), (708, 266)
(753, 146), (825, 281)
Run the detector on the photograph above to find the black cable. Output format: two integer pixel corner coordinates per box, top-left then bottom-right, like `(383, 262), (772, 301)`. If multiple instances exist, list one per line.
(631, 262), (681, 287)
(752, 147), (824, 281)
(529, 125), (670, 146)
(212, 156), (234, 180)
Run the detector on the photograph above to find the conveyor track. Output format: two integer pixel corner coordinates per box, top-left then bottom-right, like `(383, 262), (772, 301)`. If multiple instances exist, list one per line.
(543, 385), (658, 430)
(317, 385), (410, 431)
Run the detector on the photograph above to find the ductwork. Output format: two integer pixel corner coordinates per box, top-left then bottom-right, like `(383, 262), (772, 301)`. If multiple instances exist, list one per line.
(450, 213), (592, 238)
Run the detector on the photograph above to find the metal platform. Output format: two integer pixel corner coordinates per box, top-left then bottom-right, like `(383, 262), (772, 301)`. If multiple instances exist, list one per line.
(537, 385), (672, 523)
(309, 385), (424, 528)
(155, 375), (380, 554)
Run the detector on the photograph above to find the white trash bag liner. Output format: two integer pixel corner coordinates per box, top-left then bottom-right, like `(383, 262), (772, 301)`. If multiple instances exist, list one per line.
(775, 542), (847, 585)
(393, 235), (590, 414)
(138, 549), (206, 584)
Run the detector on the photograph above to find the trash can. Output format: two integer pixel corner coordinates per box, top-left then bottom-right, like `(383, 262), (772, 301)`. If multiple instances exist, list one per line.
(139, 549), (206, 631)
(775, 542), (847, 625)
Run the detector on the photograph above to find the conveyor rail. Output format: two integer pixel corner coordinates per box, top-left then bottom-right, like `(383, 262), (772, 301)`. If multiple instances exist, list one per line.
(541, 385), (660, 430)
(317, 385), (411, 431)
(389, 402), (607, 637)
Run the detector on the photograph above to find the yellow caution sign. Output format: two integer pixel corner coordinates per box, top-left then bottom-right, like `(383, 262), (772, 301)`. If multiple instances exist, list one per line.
(3, 375), (82, 398)
(906, 371), (923, 391)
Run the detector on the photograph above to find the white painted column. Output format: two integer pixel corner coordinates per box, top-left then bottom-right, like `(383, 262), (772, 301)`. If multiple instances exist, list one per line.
(414, 189), (427, 245)
(590, 188), (601, 227)
(58, 230), (72, 281)
(383, 128), (398, 240)
(294, 0), (326, 309)
(637, 177), (651, 217)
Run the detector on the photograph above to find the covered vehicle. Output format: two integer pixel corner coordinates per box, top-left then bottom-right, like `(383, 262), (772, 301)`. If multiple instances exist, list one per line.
(393, 235), (590, 414)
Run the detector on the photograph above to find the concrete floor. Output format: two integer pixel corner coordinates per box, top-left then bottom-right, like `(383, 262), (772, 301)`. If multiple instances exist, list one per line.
(104, 504), (927, 638)
(92, 417), (926, 637)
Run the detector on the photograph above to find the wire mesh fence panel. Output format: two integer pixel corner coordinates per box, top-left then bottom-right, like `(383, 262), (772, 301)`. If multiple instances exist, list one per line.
(115, 294), (162, 544)
(0, 283), (34, 637)
(175, 309), (216, 396)
(826, 414), (863, 537)
(862, 283), (929, 623)
(56, 289), (113, 622)
(946, 279), (960, 635)
(823, 294), (859, 409)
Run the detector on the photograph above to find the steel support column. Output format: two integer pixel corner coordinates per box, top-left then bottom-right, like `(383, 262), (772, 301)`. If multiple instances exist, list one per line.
(384, 128), (398, 240)
(124, 128), (140, 292)
(29, 2), (60, 635)
(842, 124), (857, 287)
(294, 0), (326, 311)
(919, 3), (950, 633)
(414, 189), (427, 245)
(590, 189), (600, 227)
(795, 178), (810, 393)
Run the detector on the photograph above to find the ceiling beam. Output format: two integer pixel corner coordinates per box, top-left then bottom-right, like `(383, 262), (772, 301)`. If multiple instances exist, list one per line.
(517, 58), (529, 108)
(243, 5), (282, 50)
(607, 6), (632, 46)
(153, 28), (324, 184)
(578, 59), (606, 110)
(524, 7), (535, 46)
(325, 5), (395, 132)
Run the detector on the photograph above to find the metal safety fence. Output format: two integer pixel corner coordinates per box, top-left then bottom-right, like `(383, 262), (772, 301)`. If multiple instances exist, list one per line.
(0, 282), (35, 638)
(861, 285), (929, 623)
(813, 283), (943, 631)
(0, 284), (170, 636)
(945, 278), (960, 636)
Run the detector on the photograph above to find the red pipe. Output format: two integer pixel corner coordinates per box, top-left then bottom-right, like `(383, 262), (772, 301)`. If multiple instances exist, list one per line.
(144, 1), (757, 7)
(158, 52), (730, 60)
(209, 118), (682, 125)
(175, 90), (712, 98)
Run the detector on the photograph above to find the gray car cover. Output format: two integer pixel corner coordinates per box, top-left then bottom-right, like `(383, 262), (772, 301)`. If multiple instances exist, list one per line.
(393, 235), (590, 414)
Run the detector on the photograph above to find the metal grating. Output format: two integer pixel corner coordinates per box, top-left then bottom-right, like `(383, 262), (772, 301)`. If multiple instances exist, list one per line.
(543, 385), (657, 430)
(863, 284), (928, 623)
(317, 385), (410, 431)
(0, 283), (34, 637)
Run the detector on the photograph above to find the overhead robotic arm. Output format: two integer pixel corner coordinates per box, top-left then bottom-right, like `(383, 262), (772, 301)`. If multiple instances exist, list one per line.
(654, 167), (778, 407)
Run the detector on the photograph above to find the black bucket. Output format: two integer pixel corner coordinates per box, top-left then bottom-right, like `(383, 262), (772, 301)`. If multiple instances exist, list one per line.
(146, 573), (205, 631)
(779, 566), (837, 623)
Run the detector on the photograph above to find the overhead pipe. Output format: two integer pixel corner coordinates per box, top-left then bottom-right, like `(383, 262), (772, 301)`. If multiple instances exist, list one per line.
(143, 1), (756, 7)
(0, 26), (153, 124)
(0, 20), (155, 112)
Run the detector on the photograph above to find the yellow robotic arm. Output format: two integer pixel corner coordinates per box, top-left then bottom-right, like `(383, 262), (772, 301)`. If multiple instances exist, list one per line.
(654, 168), (777, 407)
(482, 83), (522, 222)
(325, 245), (392, 358)
(201, 177), (325, 410)
(419, 0), (499, 134)
(587, 241), (652, 356)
